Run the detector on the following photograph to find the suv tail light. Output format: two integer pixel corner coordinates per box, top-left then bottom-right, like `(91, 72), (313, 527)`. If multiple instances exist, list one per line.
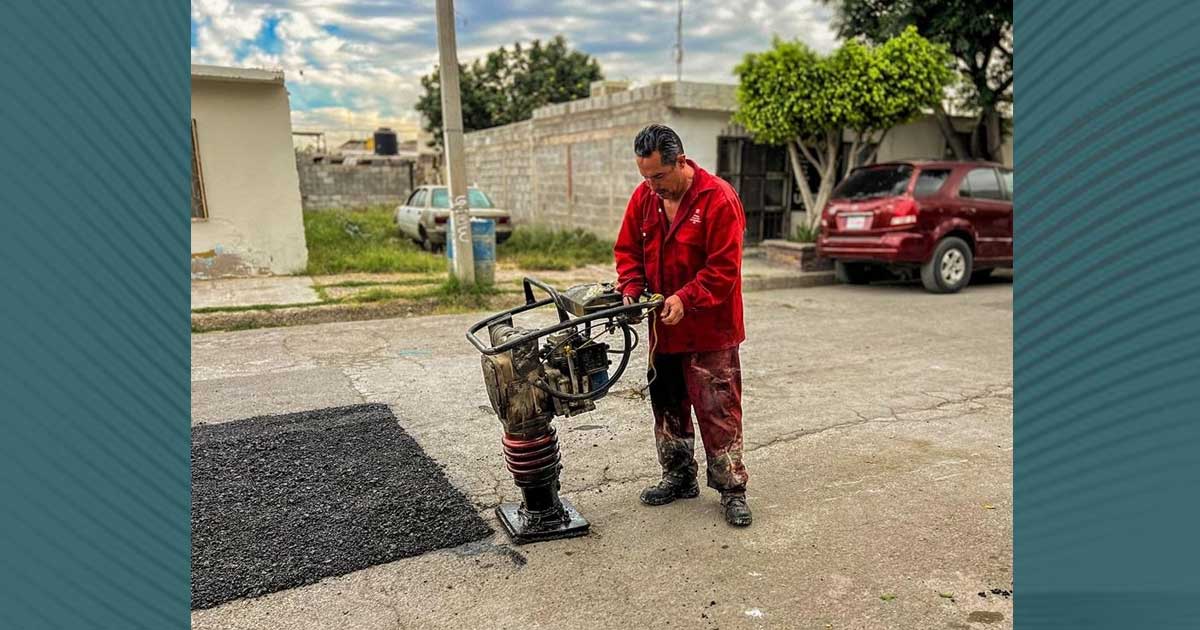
(497, 216), (510, 225)
(886, 198), (919, 226)
(434, 215), (448, 225)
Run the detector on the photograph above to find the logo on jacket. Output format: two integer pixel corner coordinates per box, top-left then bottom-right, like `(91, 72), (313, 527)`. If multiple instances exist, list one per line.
(689, 210), (702, 225)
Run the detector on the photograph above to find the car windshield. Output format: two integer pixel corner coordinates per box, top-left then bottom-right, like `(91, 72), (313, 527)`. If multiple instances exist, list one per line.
(429, 188), (494, 209)
(832, 165), (914, 199)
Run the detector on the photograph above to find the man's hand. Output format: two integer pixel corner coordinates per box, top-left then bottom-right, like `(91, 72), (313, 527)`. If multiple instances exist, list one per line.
(623, 295), (635, 306)
(660, 295), (685, 326)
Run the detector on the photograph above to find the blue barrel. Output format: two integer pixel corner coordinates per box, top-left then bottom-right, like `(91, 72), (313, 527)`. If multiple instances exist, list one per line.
(446, 218), (496, 285)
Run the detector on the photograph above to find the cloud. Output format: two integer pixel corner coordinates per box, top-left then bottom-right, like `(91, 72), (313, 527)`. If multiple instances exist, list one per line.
(191, 0), (839, 138)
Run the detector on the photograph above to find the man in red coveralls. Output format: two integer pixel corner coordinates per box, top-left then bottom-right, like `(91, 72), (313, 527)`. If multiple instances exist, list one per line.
(614, 124), (752, 527)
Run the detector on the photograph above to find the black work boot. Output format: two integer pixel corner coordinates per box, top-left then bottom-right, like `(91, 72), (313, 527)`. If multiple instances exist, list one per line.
(721, 492), (752, 527)
(639, 477), (701, 506)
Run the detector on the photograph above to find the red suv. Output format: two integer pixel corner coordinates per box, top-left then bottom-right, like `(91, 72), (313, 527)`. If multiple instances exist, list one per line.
(815, 160), (1013, 293)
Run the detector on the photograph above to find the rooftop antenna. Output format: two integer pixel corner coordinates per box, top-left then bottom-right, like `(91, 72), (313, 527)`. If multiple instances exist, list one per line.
(674, 0), (683, 82)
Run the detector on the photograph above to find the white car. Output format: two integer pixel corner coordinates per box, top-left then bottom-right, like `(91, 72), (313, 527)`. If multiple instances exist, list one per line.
(394, 186), (513, 251)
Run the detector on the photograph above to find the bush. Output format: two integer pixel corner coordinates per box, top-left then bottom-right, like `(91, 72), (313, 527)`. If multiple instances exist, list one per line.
(788, 224), (820, 243)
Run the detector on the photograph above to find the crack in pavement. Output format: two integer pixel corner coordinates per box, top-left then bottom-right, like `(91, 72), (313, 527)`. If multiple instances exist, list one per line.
(469, 468), (511, 511)
(454, 383), (1013, 510)
(746, 385), (1010, 451)
(815, 456), (978, 503)
(356, 571), (406, 629)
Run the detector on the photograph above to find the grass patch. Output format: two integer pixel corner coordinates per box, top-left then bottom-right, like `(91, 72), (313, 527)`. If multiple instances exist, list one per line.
(304, 207), (445, 275)
(347, 288), (408, 303)
(411, 277), (501, 304)
(499, 227), (613, 270)
(419, 277), (503, 310)
(315, 277), (440, 289)
(305, 210), (611, 275)
(346, 277), (502, 306)
(509, 252), (573, 271)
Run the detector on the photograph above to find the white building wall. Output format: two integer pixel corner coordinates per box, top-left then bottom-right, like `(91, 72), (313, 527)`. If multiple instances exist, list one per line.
(667, 108), (734, 174)
(876, 116), (948, 162)
(191, 71), (308, 276)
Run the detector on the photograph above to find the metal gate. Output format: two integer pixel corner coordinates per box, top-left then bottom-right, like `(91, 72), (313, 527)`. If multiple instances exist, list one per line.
(716, 137), (794, 242)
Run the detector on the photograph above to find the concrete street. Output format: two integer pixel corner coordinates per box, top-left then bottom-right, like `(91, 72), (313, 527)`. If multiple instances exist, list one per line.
(191, 278), (1014, 629)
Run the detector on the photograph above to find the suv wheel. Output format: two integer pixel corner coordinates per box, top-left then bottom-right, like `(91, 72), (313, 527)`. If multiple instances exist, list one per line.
(835, 261), (871, 285)
(921, 237), (973, 294)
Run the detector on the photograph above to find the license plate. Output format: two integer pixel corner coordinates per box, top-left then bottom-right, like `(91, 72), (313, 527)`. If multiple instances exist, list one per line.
(845, 215), (868, 230)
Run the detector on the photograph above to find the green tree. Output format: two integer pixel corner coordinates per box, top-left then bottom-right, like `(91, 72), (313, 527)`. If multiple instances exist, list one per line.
(416, 35), (603, 147)
(734, 27), (953, 229)
(823, 0), (1013, 161)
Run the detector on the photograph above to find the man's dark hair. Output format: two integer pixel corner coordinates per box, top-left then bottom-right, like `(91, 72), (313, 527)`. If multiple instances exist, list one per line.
(634, 124), (684, 165)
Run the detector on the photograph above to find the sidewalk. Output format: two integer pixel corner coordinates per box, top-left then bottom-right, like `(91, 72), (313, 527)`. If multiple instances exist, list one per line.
(192, 275), (322, 310)
(191, 254), (834, 312)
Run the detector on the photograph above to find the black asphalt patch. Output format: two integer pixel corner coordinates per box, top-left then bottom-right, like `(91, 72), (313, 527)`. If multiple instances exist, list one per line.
(191, 403), (492, 610)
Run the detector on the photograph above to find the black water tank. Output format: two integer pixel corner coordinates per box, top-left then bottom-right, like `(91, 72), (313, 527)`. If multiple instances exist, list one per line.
(373, 127), (398, 155)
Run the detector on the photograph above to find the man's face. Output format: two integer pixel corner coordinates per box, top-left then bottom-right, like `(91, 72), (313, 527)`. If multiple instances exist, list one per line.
(636, 151), (688, 201)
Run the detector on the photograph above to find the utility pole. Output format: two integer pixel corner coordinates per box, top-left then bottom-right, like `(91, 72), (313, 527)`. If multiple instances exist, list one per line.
(674, 0), (683, 82)
(435, 0), (475, 284)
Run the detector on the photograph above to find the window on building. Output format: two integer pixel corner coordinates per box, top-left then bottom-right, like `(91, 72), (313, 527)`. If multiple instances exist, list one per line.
(191, 119), (209, 219)
(961, 168), (1004, 201)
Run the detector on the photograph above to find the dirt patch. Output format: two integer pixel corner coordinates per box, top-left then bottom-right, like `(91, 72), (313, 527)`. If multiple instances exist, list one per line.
(966, 611), (1005, 623)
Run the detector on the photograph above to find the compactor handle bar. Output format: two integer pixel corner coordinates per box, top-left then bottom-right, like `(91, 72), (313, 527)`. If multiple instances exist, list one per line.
(465, 278), (663, 356)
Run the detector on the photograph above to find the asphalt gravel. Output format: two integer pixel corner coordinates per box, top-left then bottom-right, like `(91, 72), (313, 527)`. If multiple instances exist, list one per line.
(191, 403), (492, 609)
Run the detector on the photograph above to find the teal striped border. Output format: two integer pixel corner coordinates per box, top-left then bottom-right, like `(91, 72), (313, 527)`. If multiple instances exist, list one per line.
(0, 1), (191, 628)
(2, 1), (1199, 627)
(1017, 1), (1200, 627)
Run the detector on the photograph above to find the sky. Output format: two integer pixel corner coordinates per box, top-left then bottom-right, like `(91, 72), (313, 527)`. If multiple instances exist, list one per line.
(190, 0), (840, 143)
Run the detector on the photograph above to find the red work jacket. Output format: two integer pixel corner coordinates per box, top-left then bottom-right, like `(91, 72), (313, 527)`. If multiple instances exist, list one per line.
(614, 160), (746, 354)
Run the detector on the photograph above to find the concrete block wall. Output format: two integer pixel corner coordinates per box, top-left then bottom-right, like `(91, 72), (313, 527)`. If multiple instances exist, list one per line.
(296, 157), (416, 210)
(463, 80), (1015, 241)
(461, 120), (533, 223)
(464, 82), (702, 239)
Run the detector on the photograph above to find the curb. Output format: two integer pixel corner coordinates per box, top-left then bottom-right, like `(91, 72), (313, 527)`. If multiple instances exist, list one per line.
(743, 272), (835, 292)
(193, 273), (836, 333)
